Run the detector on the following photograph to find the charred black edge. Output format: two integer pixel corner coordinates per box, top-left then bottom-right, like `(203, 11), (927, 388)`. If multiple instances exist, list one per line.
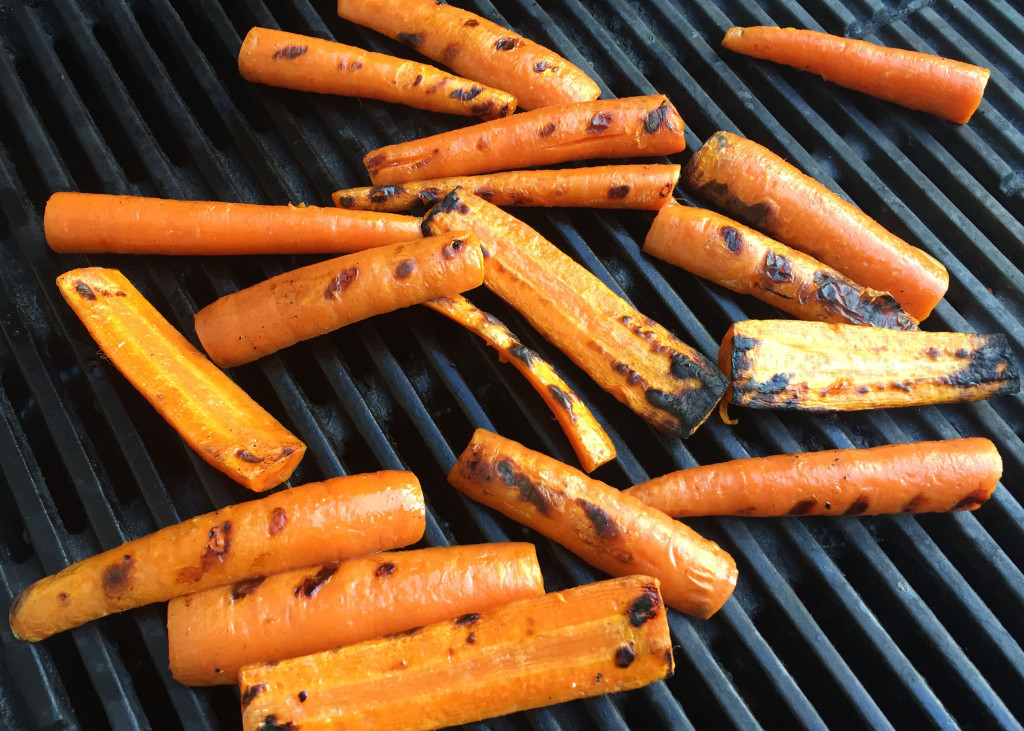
(812, 271), (917, 330)
(241, 683), (266, 710)
(421, 187), (466, 236)
(939, 335), (1019, 391)
(258, 714), (296, 731)
(644, 355), (729, 437)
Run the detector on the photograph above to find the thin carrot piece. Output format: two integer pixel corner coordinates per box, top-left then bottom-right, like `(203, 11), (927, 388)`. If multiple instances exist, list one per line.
(683, 131), (949, 322)
(8, 472), (425, 643)
(239, 575), (673, 731)
(626, 438), (1002, 517)
(43, 192), (422, 255)
(194, 232), (484, 368)
(449, 429), (737, 618)
(723, 26), (990, 124)
(644, 204), (918, 330)
(55, 267), (305, 492)
(423, 189), (728, 438)
(424, 294), (615, 472)
(168, 542), (544, 685)
(364, 95), (686, 186)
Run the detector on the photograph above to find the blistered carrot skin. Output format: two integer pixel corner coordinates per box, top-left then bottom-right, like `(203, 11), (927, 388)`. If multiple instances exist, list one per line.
(8, 472), (425, 642)
(364, 95), (686, 186)
(683, 131), (949, 322)
(239, 575), (673, 731)
(723, 26), (990, 124)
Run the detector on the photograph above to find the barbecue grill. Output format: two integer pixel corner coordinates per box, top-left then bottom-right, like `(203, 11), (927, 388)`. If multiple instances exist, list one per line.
(2, 0), (1022, 728)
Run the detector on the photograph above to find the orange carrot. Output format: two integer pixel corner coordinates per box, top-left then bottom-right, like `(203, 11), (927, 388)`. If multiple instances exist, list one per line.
(239, 575), (673, 731)
(644, 204), (918, 330)
(167, 542), (544, 685)
(194, 232), (484, 368)
(722, 26), (990, 124)
(448, 429), (737, 618)
(364, 95), (686, 185)
(43, 192), (422, 255)
(8, 472), (425, 642)
(626, 438), (1002, 517)
(683, 131), (949, 322)
(56, 267), (305, 492)
(336, 0), (600, 111)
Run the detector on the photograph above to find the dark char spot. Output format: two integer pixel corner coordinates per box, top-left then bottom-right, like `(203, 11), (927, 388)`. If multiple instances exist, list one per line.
(101, 554), (135, 597)
(722, 226), (744, 253)
(241, 683), (266, 710)
(844, 497), (870, 516)
(464, 18), (479, 27)
(626, 584), (662, 627)
(788, 499), (816, 516)
(901, 494), (926, 513)
(369, 185), (403, 203)
(471, 101), (494, 115)
(347, 59), (363, 70)
(495, 37), (520, 51)
(298, 691), (308, 703)
(938, 337), (1017, 390)
(75, 282), (96, 300)
(395, 259), (417, 279)
(575, 498), (619, 539)
(259, 715), (296, 731)
(236, 449), (262, 464)
(695, 180), (774, 227)
(812, 271), (916, 330)
(417, 187), (441, 206)
(337, 195), (356, 208)
(547, 385), (576, 419)
(763, 250), (792, 282)
(413, 74), (423, 87)
(473, 187), (496, 201)
(953, 490), (989, 511)
(643, 102), (670, 133)
(615, 645), (636, 668)
(509, 343), (535, 366)
(669, 353), (697, 381)
(595, 673), (603, 683)
(496, 458), (551, 516)
(386, 626), (423, 639)
(268, 507), (287, 536)
(539, 122), (556, 137)
(451, 85), (483, 101)
(325, 267), (359, 298)
(736, 372), (791, 398)
(925, 347), (942, 359)
(609, 185), (631, 199)
(375, 561), (397, 578)
(397, 32), (424, 47)
(587, 112), (612, 134)
(231, 576), (266, 602)
(466, 632), (477, 644)
(294, 562), (339, 599)
(272, 45), (307, 60)
(443, 43), (460, 61)
(442, 238), (466, 259)
(455, 612), (480, 626)
(534, 60), (555, 72)
(201, 522), (233, 573)
(365, 153), (385, 172)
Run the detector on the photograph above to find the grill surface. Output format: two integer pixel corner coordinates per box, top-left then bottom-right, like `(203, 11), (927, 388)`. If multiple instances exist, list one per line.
(1, 0), (1023, 729)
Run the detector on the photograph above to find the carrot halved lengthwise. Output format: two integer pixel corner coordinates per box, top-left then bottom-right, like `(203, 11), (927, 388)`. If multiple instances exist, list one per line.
(449, 429), (737, 618)
(626, 438), (1002, 517)
(56, 267), (305, 491)
(683, 131), (949, 322)
(722, 26), (990, 124)
(194, 232), (485, 368)
(8, 471), (425, 642)
(43, 192), (422, 255)
(644, 204), (918, 330)
(364, 95), (686, 185)
(239, 574), (673, 731)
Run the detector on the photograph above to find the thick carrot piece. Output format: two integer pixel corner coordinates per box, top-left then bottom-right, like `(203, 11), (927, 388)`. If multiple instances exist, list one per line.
(723, 26), (990, 124)
(644, 204), (918, 330)
(194, 232), (484, 368)
(365, 95), (686, 186)
(683, 131), (949, 322)
(44, 192), (422, 255)
(9, 472), (425, 642)
(239, 575), (672, 731)
(626, 438), (1002, 517)
(168, 542), (544, 685)
(56, 267), (304, 492)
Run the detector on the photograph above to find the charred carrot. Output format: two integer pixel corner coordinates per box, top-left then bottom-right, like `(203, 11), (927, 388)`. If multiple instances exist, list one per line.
(43, 192), (422, 255)
(722, 26), (990, 124)
(194, 232), (484, 368)
(239, 575), (673, 731)
(56, 267), (305, 492)
(449, 429), (737, 618)
(365, 95), (686, 186)
(423, 189), (728, 438)
(644, 204), (918, 330)
(8, 472), (425, 642)
(718, 319), (1019, 411)
(626, 438), (1002, 517)
(683, 131), (949, 322)
(168, 542), (544, 685)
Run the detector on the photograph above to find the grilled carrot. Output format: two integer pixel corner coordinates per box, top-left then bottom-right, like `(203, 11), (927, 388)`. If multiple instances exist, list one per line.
(194, 232), (484, 368)
(8, 472), (425, 643)
(718, 319), (1020, 411)
(722, 26), (990, 124)
(43, 192), (422, 255)
(626, 438), (1001, 517)
(239, 575), (673, 731)
(644, 204), (918, 330)
(449, 429), (737, 618)
(364, 95), (686, 185)
(423, 189), (728, 438)
(56, 267), (305, 492)
(683, 131), (949, 322)
(336, 0), (600, 111)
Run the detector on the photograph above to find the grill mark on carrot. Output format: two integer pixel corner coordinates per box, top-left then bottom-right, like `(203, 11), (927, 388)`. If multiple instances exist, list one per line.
(75, 282), (96, 300)
(788, 499), (816, 516)
(442, 43), (460, 62)
(509, 343), (535, 365)
(298, 691), (307, 703)
(587, 112), (612, 133)
(442, 238), (465, 258)
(395, 259), (418, 279)
(258, 714), (295, 730)
(643, 102), (670, 133)
(231, 576), (266, 602)
(375, 561), (397, 578)
(812, 271), (918, 330)
(325, 267), (359, 298)
(844, 497), (870, 516)
(902, 494), (926, 513)
(272, 45), (307, 60)
(609, 185), (630, 199)
(369, 185), (403, 203)
(58, 592), (71, 606)
(694, 180), (775, 228)
(547, 384), (576, 420)
(534, 60), (556, 73)
(102, 555), (135, 597)
(451, 85), (483, 101)
(539, 122), (556, 137)
(454, 612), (480, 627)
(626, 584), (662, 627)
(575, 498), (619, 540)
(463, 19), (478, 27)
(201, 522), (233, 573)
(496, 458), (551, 516)
(294, 562), (339, 599)
(241, 683), (267, 710)
(763, 250), (792, 282)
(954, 490), (989, 510)
(495, 38), (519, 51)
(397, 31), (424, 47)
(268, 507), (287, 536)
(615, 645), (636, 668)
(939, 339), (1015, 388)
(236, 449), (263, 464)
(385, 626), (423, 639)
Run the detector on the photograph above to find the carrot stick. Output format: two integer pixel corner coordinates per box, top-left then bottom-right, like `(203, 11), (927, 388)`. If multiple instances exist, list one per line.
(364, 95), (686, 186)
(194, 232), (484, 368)
(168, 542), (544, 685)
(336, 0), (600, 111)
(332, 164), (681, 212)
(424, 294), (615, 472)
(644, 204), (918, 330)
(683, 131), (949, 322)
(448, 429), (737, 618)
(43, 192), (422, 255)
(423, 189), (728, 438)
(722, 26), (990, 124)
(8, 471), (425, 642)
(626, 438), (1002, 517)
(55, 267), (305, 492)
(239, 575), (673, 731)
